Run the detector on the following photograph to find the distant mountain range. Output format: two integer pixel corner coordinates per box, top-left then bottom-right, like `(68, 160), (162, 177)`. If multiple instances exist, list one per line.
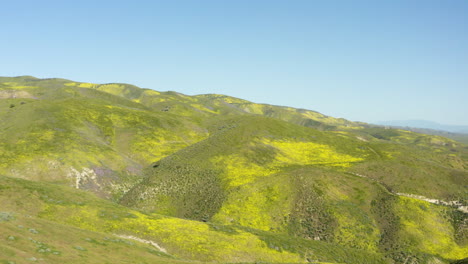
(376, 120), (468, 134)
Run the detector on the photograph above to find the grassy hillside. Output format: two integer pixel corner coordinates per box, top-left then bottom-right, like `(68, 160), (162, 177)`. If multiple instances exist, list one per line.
(0, 78), (209, 199)
(0, 175), (390, 264)
(0, 213), (189, 264)
(1, 76), (467, 264)
(121, 116), (467, 263)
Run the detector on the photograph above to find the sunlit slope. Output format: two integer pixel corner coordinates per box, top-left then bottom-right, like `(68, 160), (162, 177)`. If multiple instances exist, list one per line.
(1, 76), (467, 264)
(59, 79), (358, 128)
(0, 76), (362, 129)
(349, 127), (468, 200)
(194, 94), (362, 129)
(121, 116), (373, 215)
(0, 79), (207, 199)
(121, 116), (467, 263)
(1, 76), (466, 200)
(122, 115), (466, 215)
(0, 214), (189, 264)
(0, 176), (389, 264)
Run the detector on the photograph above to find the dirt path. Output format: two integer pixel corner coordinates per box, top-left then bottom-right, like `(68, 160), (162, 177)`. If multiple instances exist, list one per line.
(114, 234), (167, 253)
(347, 172), (467, 213)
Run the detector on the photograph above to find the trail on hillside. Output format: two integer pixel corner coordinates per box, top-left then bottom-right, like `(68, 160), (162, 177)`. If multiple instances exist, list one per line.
(114, 234), (168, 253)
(347, 172), (468, 213)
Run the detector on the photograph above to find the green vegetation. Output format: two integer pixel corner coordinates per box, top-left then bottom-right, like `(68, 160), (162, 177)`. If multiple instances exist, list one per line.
(0, 76), (467, 263)
(0, 175), (388, 263)
(0, 214), (188, 264)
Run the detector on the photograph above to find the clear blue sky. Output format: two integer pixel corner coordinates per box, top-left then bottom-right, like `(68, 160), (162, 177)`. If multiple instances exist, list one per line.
(1, 0), (467, 125)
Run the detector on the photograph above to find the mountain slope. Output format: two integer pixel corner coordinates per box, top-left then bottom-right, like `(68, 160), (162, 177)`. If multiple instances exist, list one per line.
(0, 76), (467, 264)
(0, 78), (209, 199)
(121, 115), (467, 262)
(0, 175), (389, 264)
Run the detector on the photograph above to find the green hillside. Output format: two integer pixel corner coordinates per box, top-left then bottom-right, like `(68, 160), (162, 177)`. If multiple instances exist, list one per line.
(1, 175), (389, 264)
(121, 116), (467, 263)
(0, 76), (467, 264)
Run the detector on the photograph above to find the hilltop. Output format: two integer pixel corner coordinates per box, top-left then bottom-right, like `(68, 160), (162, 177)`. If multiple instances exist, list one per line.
(0, 76), (466, 264)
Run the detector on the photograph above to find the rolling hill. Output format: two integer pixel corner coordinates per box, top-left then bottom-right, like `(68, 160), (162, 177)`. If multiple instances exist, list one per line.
(0, 76), (466, 264)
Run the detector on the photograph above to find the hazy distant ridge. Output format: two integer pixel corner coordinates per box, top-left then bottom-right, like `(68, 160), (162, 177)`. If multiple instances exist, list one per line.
(377, 120), (468, 134)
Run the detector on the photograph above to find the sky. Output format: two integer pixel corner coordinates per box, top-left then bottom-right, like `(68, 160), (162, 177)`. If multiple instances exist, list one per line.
(1, 0), (467, 125)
